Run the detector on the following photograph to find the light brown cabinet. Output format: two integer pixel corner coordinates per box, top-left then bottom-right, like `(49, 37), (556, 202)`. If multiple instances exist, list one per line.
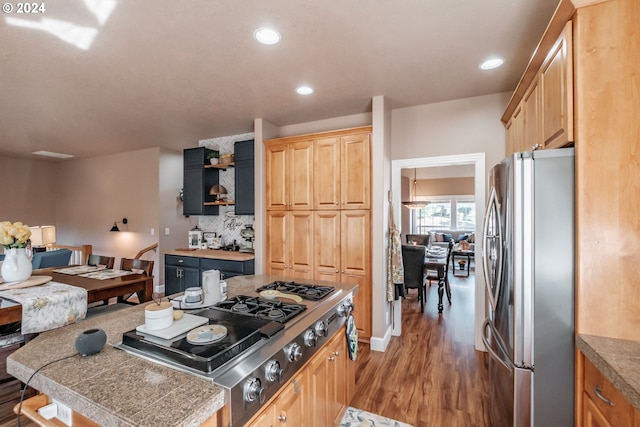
(580, 354), (639, 427)
(265, 139), (314, 211)
(313, 132), (371, 210)
(245, 327), (353, 427)
(540, 20), (573, 149)
(313, 210), (371, 338)
(265, 210), (314, 280)
(502, 17), (574, 156)
(305, 328), (349, 426)
(265, 126), (372, 340)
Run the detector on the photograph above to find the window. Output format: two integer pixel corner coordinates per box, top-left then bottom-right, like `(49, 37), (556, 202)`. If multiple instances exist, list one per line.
(413, 196), (475, 233)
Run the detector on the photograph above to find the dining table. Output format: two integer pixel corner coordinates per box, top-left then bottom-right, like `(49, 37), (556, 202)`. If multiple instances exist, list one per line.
(0, 267), (153, 328)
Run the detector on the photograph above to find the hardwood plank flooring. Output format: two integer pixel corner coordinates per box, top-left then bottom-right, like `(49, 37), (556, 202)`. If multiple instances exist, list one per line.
(350, 270), (490, 427)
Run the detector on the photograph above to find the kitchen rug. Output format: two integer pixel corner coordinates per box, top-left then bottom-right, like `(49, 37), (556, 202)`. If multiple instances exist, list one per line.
(339, 406), (414, 427)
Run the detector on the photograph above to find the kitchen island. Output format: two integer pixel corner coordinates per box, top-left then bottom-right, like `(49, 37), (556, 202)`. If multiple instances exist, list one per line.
(7, 275), (358, 426)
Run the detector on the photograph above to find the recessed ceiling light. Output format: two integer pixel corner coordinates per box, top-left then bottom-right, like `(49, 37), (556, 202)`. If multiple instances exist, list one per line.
(296, 86), (313, 95)
(480, 58), (504, 70)
(254, 27), (281, 45)
(32, 150), (74, 159)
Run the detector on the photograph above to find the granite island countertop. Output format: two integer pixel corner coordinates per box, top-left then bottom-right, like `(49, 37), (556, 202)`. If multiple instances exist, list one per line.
(7, 274), (358, 426)
(577, 334), (640, 412)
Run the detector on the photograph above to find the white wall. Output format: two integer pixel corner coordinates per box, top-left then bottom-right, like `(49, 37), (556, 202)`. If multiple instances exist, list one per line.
(378, 92), (509, 351)
(391, 92), (508, 170)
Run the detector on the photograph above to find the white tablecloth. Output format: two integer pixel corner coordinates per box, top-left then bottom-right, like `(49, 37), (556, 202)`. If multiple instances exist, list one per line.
(0, 281), (87, 334)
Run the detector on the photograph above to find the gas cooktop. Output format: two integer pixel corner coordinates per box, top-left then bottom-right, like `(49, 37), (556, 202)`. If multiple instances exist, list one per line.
(256, 281), (336, 301)
(214, 295), (306, 323)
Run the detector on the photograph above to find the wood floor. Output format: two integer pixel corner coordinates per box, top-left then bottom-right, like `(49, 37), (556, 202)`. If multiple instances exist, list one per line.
(349, 270), (490, 427)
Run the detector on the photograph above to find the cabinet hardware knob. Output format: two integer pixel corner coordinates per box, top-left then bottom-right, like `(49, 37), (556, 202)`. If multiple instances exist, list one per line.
(278, 415), (287, 422)
(328, 356), (335, 362)
(594, 386), (614, 406)
(333, 351), (339, 356)
(178, 260), (183, 263)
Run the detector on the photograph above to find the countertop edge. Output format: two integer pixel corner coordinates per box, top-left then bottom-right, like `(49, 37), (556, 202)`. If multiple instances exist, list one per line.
(164, 249), (255, 261)
(576, 334), (640, 412)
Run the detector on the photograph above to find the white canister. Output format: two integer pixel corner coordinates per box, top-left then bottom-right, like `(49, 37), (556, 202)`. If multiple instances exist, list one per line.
(184, 287), (204, 304)
(145, 302), (174, 330)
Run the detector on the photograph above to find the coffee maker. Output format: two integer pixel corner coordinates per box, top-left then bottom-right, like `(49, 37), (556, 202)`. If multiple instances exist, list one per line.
(239, 224), (255, 253)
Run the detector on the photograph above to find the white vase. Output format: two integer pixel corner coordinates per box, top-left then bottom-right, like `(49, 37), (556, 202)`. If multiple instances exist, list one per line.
(1, 248), (33, 282)
(210, 158), (219, 165)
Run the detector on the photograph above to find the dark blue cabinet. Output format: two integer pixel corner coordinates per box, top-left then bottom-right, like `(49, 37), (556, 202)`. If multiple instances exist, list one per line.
(234, 139), (254, 215)
(183, 147), (220, 216)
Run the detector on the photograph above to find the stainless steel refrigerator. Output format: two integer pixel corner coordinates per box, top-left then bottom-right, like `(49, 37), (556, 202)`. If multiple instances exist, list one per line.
(481, 148), (574, 427)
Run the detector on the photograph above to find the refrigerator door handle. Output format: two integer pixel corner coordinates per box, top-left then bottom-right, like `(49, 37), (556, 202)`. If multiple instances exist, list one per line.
(482, 318), (513, 373)
(482, 187), (503, 311)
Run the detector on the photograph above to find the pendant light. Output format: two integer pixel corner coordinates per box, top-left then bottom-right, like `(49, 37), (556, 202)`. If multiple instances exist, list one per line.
(402, 169), (428, 209)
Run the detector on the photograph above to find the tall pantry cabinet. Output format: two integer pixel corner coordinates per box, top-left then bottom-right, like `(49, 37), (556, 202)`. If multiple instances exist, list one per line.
(264, 126), (372, 339)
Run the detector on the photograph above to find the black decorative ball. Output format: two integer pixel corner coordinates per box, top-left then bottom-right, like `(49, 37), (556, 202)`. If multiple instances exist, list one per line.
(75, 328), (107, 356)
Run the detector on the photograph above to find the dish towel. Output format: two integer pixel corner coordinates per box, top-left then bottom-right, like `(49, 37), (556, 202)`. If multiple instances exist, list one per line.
(387, 196), (404, 301)
(1, 281), (87, 334)
(346, 313), (358, 361)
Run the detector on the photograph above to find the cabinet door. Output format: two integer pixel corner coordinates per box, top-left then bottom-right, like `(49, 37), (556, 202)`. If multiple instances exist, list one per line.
(289, 140), (314, 210)
(341, 134), (370, 209)
(234, 139), (255, 215)
(508, 104), (524, 155)
(245, 404), (276, 427)
(306, 346), (329, 426)
(164, 266), (199, 295)
(314, 137), (341, 210)
(540, 21), (573, 149)
(289, 211), (314, 280)
(327, 332), (347, 425)
(340, 210), (370, 276)
(522, 77), (541, 152)
(274, 374), (305, 427)
(265, 142), (289, 210)
(313, 211), (341, 282)
(340, 210), (371, 338)
(265, 211), (289, 276)
(583, 393), (614, 427)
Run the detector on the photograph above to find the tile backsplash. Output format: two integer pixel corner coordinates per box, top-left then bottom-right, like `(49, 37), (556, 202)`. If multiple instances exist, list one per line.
(197, 132), (254, 248)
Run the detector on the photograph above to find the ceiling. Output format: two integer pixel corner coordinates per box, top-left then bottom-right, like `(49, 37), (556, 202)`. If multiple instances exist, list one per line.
(1, 0), (560, 161)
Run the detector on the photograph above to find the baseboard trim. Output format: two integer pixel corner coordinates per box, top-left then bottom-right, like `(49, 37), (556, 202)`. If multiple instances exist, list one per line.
(369, 325), (392, 352)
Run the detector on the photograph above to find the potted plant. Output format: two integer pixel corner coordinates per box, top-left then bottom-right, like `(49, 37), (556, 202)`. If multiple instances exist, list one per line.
(206, 151), (220, 165)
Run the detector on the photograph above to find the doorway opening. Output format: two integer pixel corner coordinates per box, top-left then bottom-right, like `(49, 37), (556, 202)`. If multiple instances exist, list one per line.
(391, 152), (485, 351)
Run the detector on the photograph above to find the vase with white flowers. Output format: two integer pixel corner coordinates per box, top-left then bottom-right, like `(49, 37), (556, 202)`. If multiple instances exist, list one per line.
(0, 221), (33, 282)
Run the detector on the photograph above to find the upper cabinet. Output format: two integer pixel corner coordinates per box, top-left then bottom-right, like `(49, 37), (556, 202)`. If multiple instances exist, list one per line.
(234, 139), (255, 215)
(503, 15), (574, 156)
(183, 147), (220, 216)
(183, 140), (255, 217)
(540, 21), (574, 149)
(265, 139), (314, 210)
(314, 132), (371, 210)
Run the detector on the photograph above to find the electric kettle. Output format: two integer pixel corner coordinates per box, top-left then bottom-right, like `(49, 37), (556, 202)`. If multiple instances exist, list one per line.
(202, 269), (226, 305)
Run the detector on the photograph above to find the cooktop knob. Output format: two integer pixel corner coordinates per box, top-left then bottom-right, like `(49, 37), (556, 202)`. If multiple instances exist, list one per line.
(314, 320), (327, 337)
(243, 377), (264, 403)
(285, 343), (303, 362)
(265, 360), (283, 383)
(303, 330), (317, 347)
(337, 299), (354, 317)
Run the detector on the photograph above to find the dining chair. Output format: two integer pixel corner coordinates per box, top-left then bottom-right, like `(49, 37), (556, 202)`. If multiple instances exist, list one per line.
(443, 240), (454, 304)
(401, 245), (427, 313)
(118, 258), (154, 304)
(86, 254), (115, 269)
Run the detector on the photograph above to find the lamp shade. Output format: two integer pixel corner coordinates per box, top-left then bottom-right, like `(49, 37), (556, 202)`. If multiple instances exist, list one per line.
(209, 185), (228, 195)
(402, 169), (428, 209)
(110, 218), (128, 232)
(29, 225), (56, 246)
